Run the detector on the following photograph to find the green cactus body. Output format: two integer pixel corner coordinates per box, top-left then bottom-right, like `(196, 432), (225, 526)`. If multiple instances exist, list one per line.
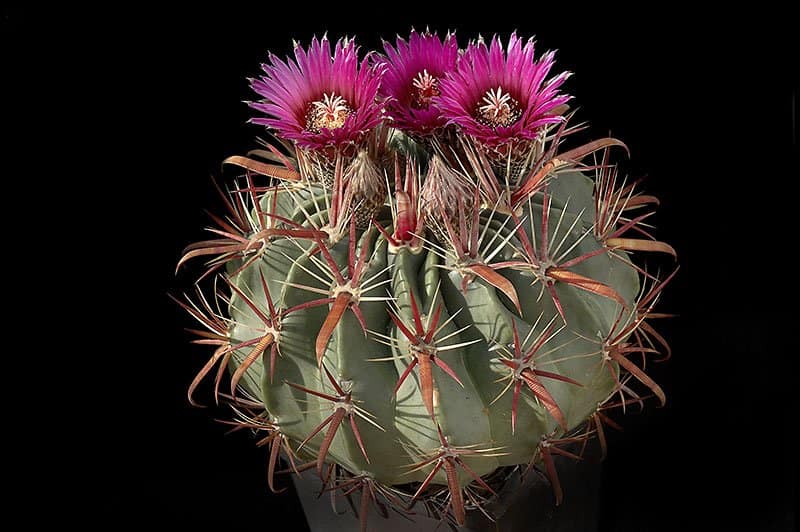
(225, 169), (638, 489)
(178, 32), (677, 528)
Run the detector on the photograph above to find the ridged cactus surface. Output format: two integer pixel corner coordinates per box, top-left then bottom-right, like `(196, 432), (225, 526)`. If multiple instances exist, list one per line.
(226, 171), (638, 486)
(175, 31), (676, 528)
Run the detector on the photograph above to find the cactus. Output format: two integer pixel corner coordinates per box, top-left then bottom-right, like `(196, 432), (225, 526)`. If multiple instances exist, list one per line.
(175, 31), (677, 529)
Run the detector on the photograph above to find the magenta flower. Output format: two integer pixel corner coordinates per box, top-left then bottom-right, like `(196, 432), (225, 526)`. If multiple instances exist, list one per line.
(436, 33), (570, 149)
(379, 30), (458, 136)
(249, 36), (386, 151)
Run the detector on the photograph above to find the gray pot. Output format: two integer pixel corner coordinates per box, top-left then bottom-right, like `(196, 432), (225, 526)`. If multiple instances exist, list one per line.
(292, 455), (602, 532)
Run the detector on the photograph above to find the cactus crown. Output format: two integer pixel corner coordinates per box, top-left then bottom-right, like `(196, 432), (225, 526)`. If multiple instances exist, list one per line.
(175, 31), (677, 529)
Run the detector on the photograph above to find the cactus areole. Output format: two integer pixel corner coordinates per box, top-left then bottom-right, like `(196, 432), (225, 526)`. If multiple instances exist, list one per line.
(175, 31), (677, 529)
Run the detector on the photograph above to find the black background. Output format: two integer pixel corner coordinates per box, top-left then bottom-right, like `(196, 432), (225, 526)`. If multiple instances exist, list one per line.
(5, 5), (795, 530)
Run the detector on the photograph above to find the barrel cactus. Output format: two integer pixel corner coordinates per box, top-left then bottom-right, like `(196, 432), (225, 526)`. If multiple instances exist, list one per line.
(175, 31), (677, 529)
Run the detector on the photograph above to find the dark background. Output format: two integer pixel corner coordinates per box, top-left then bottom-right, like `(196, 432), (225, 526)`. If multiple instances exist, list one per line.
(5, 5), (795, 530)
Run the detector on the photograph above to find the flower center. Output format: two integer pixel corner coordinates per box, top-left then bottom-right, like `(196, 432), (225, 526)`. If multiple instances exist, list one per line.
(305, 92), (353, 132)
(476, 87), (522, 128)
(410, 70), (440, 110)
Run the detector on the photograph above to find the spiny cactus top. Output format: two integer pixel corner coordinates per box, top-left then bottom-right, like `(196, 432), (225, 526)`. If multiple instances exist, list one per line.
(175, 31), (677, 530)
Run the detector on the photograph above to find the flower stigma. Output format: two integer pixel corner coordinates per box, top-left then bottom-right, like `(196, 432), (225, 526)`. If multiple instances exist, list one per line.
(476, 87), (522, 127)
(306, 92), (353, 132)
(411, 69), (440, 109)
